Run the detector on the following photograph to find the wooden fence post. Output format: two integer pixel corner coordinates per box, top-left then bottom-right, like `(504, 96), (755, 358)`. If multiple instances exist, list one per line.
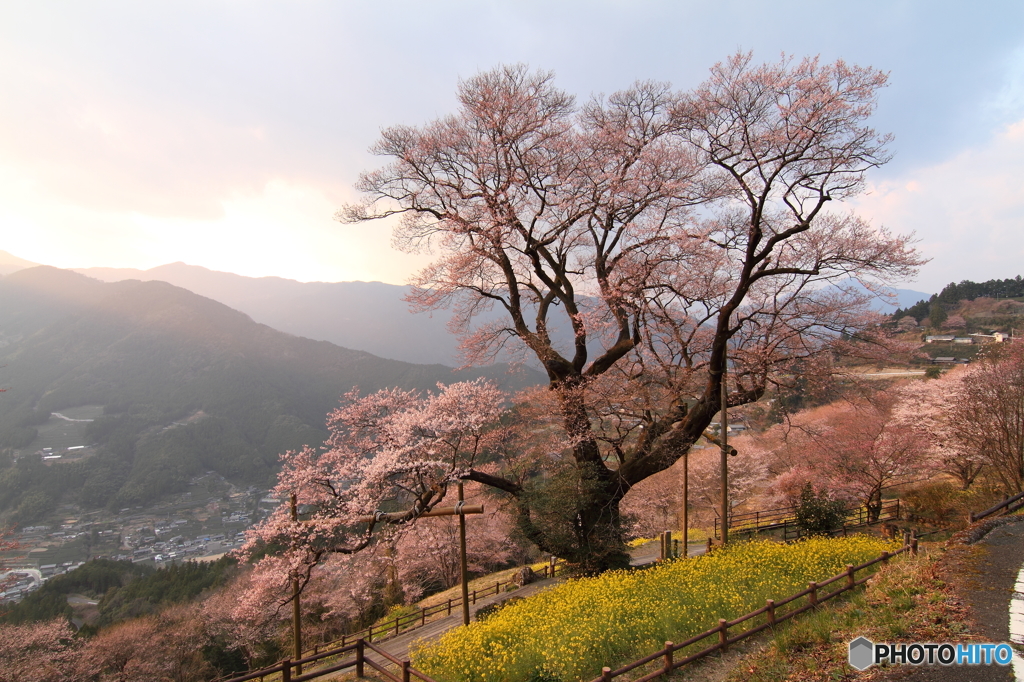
(846, 564), (855, 589)
(281, 660), (291, 682)
(402, 660), (411, 682)
(911, 538), (918, 556)
(808, 582), (818, 607)
(881, 550), (890, 564)
(446, 599), (452, 616)
(663, 641), (674, 674)
(601, 667), (613, 681)
(356, 640), (364, 678)
(766, 599), (775, 626)
(719, 619), (729, 652)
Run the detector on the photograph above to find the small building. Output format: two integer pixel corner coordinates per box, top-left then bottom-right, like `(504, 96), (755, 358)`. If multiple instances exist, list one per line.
(925, 335), (955, 343)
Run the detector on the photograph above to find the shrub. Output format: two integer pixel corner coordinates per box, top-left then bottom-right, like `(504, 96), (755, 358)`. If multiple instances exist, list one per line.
(902, 481), (979, 527)
(475, 596), (524, 622)
(794, 483), (847, 536)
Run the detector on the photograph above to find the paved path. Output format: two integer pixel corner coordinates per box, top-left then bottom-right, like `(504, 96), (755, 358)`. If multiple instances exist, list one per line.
(879, 519), (1024, 682)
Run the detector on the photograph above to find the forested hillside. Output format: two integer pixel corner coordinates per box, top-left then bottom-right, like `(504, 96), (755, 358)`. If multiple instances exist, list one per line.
(0, 267), (541, 521)
(892, 275), (1024, 322)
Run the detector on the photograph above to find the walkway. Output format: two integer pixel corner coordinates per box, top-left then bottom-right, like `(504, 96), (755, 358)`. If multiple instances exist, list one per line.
(878, 518), (1024, 682)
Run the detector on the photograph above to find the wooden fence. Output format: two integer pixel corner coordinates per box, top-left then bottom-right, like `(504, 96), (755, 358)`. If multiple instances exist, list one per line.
(713, 498), (901, 539)
(297, 559), (565, 657)
(587, 541), (916, 682)
(969, 490), (1024, 522)
(215, 559), (566, 682)
(219, 637), (439, 682)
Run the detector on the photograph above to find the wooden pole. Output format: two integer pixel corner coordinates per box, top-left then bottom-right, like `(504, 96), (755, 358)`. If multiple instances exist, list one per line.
(681, 452), (688, 555)
(458, 481), (470, 626)
(720, 349), (729, 546)
(351, 493), (483, 628)
(290, 493), (302, 674)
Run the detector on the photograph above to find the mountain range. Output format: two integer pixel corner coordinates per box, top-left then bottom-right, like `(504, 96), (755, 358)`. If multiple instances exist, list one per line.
(0, 265), (541, 522)
(74, 262), (468, 366)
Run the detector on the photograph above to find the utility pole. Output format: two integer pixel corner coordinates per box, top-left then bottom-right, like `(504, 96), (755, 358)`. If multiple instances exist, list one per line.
(720, 348), (729, 546)
(290, 493), (302, 674)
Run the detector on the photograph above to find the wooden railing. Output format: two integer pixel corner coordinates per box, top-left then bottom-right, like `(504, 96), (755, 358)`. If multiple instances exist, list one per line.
(215, 559), (566, 682)
(714, 499), (901, 539)
(297, 559), (565, 656)
(588, 542), (916, 682)
(218, 637), (439, 682)
(969, 490), (1024, 522)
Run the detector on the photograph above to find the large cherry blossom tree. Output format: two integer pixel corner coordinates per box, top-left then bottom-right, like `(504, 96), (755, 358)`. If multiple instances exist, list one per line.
(336, 53), (923, 570)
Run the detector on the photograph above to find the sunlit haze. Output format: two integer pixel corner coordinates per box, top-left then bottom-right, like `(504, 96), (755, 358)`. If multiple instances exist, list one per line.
(2, 1), (1023, 291)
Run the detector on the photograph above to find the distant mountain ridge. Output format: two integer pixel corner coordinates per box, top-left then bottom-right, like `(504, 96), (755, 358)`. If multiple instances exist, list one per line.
(0, 266), (541, 521)
(0, 249), (41, 276)
(74, 262), (466, 366)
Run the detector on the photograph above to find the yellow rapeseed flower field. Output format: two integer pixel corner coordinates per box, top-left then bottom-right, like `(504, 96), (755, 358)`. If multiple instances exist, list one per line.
(412, 535), (898, 682)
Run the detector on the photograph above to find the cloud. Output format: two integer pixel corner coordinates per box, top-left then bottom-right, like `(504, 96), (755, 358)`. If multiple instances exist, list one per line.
(852, 118), (1024, 292)
(0, 170), (431, 283)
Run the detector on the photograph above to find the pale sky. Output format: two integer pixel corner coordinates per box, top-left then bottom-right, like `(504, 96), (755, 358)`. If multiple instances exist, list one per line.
(1, 1), (1023, 294)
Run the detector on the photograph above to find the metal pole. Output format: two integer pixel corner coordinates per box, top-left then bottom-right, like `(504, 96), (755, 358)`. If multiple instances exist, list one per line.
(290, 493), (302, 673)
(458, 481), (470, 626)
(720, 348), (729, 545)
